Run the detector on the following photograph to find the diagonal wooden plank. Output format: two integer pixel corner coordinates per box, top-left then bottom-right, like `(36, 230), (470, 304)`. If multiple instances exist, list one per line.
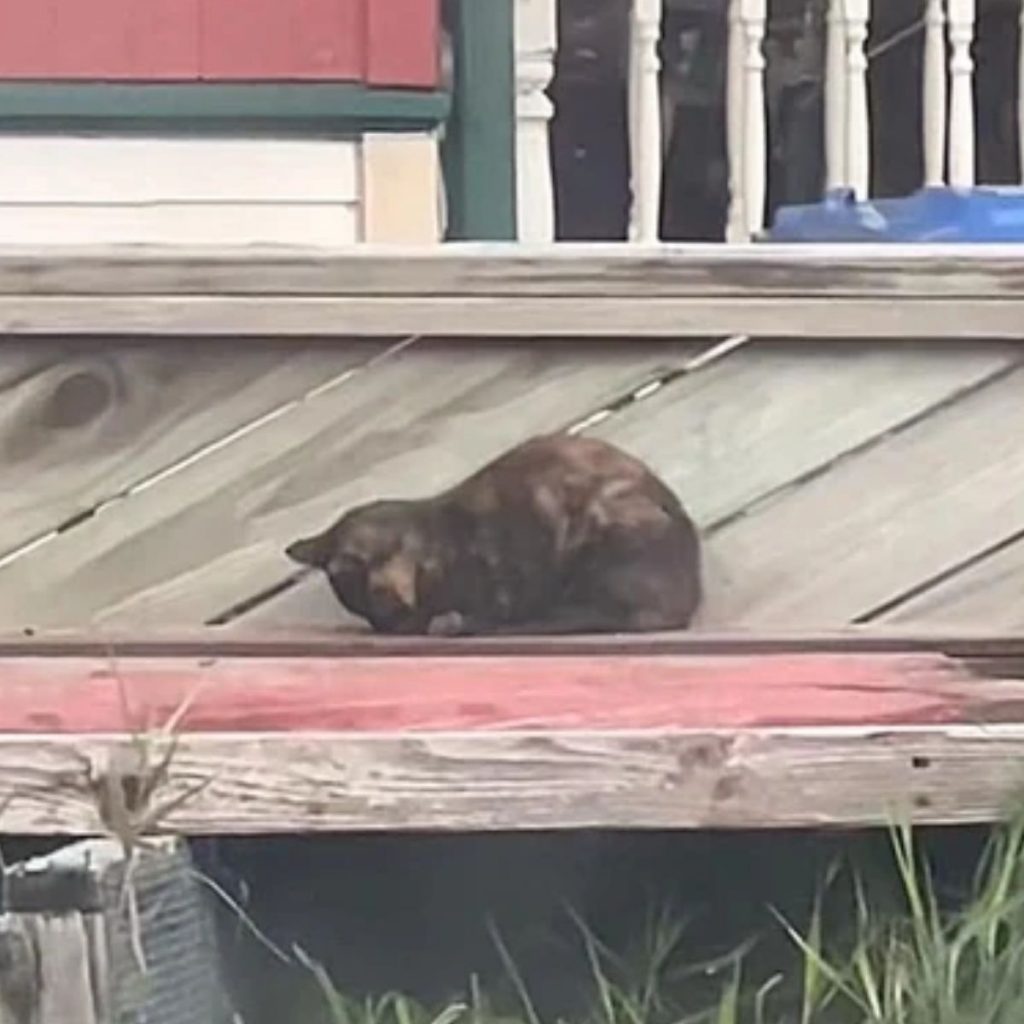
(698, 364), (1024, 627)
(590, 340), (1022, 528)
(0, 340), (696, 629)
(0, 338), (386, 556)
(879, 539), (1024, 629)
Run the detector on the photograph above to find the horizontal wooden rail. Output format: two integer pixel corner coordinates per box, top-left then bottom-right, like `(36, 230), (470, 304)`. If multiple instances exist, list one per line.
(1, 634), (1024, 834)
(0, 243), (1022, 338)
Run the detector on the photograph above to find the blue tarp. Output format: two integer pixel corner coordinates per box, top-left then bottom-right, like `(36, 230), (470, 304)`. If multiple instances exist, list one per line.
(764, 186), (1024, 242)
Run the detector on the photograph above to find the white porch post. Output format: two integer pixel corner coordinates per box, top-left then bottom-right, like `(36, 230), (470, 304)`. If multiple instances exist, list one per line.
(824, 0), (847, 191)
(627, 0), (664, 242)
(843, 0), (870, 198)
(725, 0), (766, 241)
(947, 0), (976, 188)
(922, 0), (947, 186)
(515, 0), (557, 241)
(740, 0), (767, 237)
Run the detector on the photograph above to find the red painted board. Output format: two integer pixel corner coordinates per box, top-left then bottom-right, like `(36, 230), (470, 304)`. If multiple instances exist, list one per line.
(0, 0), (200, 79)
(199, 0), (363, 81)
(0, 653), (1018, 735)
(0, 0), (438, 84)
(365, 0), (439, 88)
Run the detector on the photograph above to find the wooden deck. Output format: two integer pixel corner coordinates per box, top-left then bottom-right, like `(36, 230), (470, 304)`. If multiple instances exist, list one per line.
(0, 631), (1023, 835)
(2, 327), (1023, 634)
(1, 243), (1024, 832)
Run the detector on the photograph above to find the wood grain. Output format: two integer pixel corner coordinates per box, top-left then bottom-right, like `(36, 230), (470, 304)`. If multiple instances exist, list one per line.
(0, 726), (1022, 834)
(0, 338), (386, 556)
(0, 243), (1021, 337)
(700, 364), (1024, 627)
(1, 295), (1023, 338)
(590, 341), (1021, 527)
(27, 916), (97, 1024)
(880, 539), (1024, 628)
(0, 650), (1017, 734)
(0, 645), (1017, 833)
(0, 243), (1021, 297)
(0, 341), (695, 629)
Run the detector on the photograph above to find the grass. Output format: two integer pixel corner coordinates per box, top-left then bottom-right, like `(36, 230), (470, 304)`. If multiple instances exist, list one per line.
(293, 813), (1024, 1024)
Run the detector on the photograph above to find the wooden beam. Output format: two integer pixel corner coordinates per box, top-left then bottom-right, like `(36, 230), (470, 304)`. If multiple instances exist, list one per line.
(0, 243), (1021, 337)
(0, 646), (1021, 833)
(4, 725), (1024, 834)
(3, 650), (1022, 734)
(0, 242), (1022, 295)
(4, 626), (1024, 658)
(0, 83), (450, 134)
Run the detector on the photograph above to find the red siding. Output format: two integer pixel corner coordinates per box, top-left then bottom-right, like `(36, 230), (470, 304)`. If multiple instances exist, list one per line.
(0, 0), (201, 79)
(200, 0), (362, 81)
(366, 0), (440, 88)
(0, 0), (438, 86)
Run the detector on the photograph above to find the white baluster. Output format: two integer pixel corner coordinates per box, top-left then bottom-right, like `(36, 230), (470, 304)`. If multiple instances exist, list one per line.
(627, 0), (663, 243)
(1019, 0), (1024, 181)
(947, 0), (975, 188)
(515, 0), (557, 242)
(921, 0), (947, 186)
(724, 0), (749, 240)
(824, 0), (847, 191)
(842, 0), (870, 198)
(739, 0), (767, 236)
(725, 0), (747, 240)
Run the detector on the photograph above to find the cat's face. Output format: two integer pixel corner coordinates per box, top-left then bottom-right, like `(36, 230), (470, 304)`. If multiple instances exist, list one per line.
(286, 501), (437, 633)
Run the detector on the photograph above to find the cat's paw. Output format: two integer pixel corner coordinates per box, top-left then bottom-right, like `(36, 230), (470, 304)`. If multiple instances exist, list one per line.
(427, 611), (468, 637)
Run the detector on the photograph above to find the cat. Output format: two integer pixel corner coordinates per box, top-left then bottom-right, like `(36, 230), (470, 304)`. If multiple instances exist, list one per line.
(285, 433), (701, 636)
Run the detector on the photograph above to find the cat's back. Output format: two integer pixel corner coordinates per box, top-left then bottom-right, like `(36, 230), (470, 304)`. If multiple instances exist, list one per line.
(446, 433), (686, 523)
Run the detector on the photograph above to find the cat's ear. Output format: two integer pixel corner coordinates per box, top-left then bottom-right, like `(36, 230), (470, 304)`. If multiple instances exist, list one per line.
(285, 533), (329, 568)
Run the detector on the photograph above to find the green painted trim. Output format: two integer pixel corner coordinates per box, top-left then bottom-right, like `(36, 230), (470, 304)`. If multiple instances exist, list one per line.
(0, 83), (449, 134)
(441, 0), (516, 240)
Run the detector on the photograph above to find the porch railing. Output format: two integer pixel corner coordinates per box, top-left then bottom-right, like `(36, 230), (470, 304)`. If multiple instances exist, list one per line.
(515, 0), (1010, 243)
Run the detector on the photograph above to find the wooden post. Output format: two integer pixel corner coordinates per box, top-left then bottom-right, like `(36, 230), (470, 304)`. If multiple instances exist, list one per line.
(922, 0), (947, 187)
(440, 0), (517, 240)
(947, 0), (975, 189)
(627, 0), (663, 242)
(824, 0), (847, 191)
(843, 0), (870, 198)
(514, 0), (557, 242)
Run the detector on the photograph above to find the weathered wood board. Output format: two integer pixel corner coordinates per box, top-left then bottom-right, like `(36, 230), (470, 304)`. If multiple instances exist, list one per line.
(0, 645), (1021, 833)
(0, 337), (388, 556)
(589, 340), (1022, 528)
(0, 243), (1023, 337)
(1, 243), (1022, 297)
(699, 364), (1024, 627)
(880, 539), (1024, 628)
(0, 340), (697, 629)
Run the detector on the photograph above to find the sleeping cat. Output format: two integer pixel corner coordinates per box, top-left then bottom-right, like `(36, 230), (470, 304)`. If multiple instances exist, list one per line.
(285, 433), (701, 636)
